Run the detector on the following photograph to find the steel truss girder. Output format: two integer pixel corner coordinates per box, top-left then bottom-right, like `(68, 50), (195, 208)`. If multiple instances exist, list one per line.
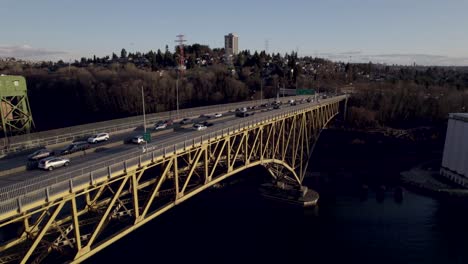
(0, 99), (344, 264)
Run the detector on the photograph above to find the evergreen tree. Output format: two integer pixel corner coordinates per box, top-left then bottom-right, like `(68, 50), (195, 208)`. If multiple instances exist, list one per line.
(120, 48), (127, 59)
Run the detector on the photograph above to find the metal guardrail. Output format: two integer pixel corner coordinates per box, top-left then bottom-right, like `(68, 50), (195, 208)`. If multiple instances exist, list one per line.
(0, 95), (310, 156)
(0, 95), (347, 215)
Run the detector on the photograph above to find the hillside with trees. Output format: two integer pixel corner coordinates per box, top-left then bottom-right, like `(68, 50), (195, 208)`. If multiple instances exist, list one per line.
(0, 45), (467, 133)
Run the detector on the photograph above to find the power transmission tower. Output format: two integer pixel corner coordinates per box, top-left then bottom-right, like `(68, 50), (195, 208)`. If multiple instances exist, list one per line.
(175, 34), (186, 71)
(174, 34), (187, 116)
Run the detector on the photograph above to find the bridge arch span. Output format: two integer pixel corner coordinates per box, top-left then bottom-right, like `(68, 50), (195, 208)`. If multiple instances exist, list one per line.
(0, 96), (348, 264)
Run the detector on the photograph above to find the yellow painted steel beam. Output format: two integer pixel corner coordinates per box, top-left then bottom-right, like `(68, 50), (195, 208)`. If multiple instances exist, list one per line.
(131, 173), (140, 219)
(71, 196), (82, 251)
(140, 158), (173, 219)
(82, 176), (130, 254)
(20, 203), (64, 264)
(208, 140), (227, 180)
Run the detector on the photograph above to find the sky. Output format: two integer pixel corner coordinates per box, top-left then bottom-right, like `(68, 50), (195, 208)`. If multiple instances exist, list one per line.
(1, 0), (467, 66)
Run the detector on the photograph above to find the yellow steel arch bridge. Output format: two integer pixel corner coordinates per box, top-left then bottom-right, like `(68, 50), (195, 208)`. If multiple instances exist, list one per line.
(0, 95), (348, 263)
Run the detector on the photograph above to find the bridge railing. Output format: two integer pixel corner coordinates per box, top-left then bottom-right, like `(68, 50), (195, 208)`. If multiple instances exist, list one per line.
(0, 95), (310, 156)
(0, 96), (347, 215)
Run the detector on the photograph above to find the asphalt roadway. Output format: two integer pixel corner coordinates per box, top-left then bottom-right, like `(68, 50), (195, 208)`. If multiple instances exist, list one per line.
(0, 96), (325, 189)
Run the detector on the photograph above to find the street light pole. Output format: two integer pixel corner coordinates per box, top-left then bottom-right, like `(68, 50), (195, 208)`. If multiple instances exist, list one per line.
(141, 86), (148, 150)
(141, 86), (146, 133)
(176, 71), (180, 117)
(260, 78), (263, 106)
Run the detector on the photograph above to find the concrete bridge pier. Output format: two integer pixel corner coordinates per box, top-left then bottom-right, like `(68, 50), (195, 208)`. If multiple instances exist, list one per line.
(260, 178), (319, 207)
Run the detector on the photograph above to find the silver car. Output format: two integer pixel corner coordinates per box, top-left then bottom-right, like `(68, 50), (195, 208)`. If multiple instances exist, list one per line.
(38, 157), (70, 171)
(28, 149), (55, 161)
(87, 132), (109, 143)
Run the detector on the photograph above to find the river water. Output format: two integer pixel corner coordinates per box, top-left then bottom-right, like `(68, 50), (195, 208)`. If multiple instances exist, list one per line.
(88, 129), (468, 264)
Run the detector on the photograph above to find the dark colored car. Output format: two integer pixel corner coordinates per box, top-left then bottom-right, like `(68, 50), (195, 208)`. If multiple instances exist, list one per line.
(61, 141), (90, 155)
(155, 120), (165, 126)
(28, 149), (55, 161)
(179, 118), (192, 124)
(202, 121), (214, 127)
(236, 112), (255, 118)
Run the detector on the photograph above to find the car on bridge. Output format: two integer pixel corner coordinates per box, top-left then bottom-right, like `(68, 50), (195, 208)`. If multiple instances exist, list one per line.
(193, 124), (208, 131)
(61, 141), (90, 155)
(87, 133), (109, 144)
(179, 118), (192, 124)
(131, 135), (146, 144)
(28, 148), (55, 161)
(235, 107), (248, 113)
(236, 111), (255, 117)
(154, 122), (167, 130)
(38, 157), (70, 171)
(213, 113), (222, 118)
(201, 121), (214, 127)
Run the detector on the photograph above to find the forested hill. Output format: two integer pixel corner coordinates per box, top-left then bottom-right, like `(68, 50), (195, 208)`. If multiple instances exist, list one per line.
(0, 44), (467, 132)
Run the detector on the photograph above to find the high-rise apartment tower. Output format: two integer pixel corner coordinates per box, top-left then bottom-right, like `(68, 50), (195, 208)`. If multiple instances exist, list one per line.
(224, 33), (238, 55)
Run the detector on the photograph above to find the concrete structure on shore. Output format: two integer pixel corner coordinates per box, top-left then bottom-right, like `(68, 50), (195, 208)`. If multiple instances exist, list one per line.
(440, 113), (468, 186)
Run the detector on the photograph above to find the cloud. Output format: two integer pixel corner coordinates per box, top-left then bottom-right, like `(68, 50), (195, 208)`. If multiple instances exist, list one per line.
(0, 44), (68, 59)
(338, 51), (362, 56)
(313, 52), (468, 66)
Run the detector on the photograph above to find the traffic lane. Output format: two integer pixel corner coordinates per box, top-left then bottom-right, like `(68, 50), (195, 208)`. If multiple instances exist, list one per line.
(0, 114), (241, 186)
(0, 97), (328, 188)
(0, 99), (314, 186)
(0, 97), (307, 174)
(0, 111), (236, 171)
(0, 125), (166, 172)
(0, 97), (276, 165)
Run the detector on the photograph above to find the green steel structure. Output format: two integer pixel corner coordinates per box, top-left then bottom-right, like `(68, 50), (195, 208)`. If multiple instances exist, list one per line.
(0, 76), (34, 137)
(0, 95), (347, 263)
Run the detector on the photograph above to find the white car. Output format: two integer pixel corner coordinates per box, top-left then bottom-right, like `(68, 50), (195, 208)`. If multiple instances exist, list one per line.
(38, 157), (70, 171)
(193, 124), (207, 131)
(154, 123), (167, 130)
(132, 135), (146, 144)
(87, 133), (110, 143)
(213, 113), (222, 118)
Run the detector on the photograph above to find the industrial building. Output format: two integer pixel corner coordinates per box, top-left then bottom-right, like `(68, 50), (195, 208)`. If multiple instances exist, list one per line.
(440, 113), (468, 186)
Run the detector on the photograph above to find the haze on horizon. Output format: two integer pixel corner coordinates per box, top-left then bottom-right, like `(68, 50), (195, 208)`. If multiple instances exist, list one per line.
(1, 0), (467, 66)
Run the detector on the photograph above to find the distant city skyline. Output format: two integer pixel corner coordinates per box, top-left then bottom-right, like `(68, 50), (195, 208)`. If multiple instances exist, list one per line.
(1, 0), (467, 66)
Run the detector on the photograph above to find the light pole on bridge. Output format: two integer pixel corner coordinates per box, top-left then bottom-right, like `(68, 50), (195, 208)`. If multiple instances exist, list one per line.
(141, 86), (148, 149)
